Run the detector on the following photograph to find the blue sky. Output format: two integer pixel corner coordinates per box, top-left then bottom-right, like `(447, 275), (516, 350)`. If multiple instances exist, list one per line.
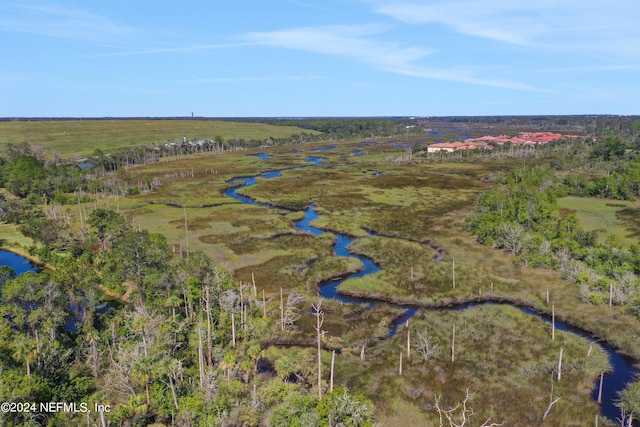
(1, 0), (639, 117)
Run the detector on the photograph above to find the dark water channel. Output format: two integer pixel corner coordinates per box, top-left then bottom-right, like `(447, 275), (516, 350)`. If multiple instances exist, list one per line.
(0, 250), (109, 332)
(519, 306), (637, 424)
(0, 250), (39, 276)
(219, 161), (639, 423)
(0, 151), (631, 422)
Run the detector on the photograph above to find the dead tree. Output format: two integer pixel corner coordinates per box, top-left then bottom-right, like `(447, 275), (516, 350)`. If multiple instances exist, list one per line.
(330, 350), (336, 393)
(280, 287), (285, 331)
(312, 298), (325, 400)
(414, 330), (439, 362)
(451, 325), (456, 363)
(551, 304), (555, 341)
(542, 378), (561, 422)
(557, 347), (563, 381)
(283, 294), (303, 330)
(434, 388), (504, 427)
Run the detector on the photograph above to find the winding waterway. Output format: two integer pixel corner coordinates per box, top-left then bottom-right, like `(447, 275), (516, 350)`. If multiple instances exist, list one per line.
(0, 153), (631, 421)
(0, 152), (632, 421)
(224, 157), (639, 423)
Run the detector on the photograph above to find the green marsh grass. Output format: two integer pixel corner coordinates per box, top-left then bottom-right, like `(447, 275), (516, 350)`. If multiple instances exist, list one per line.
(76, 142), (640, 359)
(338, 304), (610, 426)
(558, 196), (640, 246)
(0, 119), (321, 157)
(55, 137), (638, 427)
(0, 223), (34, 248)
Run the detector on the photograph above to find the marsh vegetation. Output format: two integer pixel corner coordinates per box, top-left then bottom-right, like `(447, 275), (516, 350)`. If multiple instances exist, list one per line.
(0, 116), (639, 426)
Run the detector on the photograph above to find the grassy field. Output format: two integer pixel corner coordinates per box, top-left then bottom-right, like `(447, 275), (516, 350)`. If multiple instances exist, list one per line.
(558, 196), (640, 246)
(0, 119), (322, 157)
(0, 222), (33, 248)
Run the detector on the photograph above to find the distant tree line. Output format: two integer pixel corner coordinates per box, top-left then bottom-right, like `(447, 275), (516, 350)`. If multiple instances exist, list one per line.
(255, 117), (423, 139)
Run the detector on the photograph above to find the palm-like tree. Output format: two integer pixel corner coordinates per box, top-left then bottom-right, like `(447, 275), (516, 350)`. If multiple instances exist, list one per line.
(12, 337), (37, 377)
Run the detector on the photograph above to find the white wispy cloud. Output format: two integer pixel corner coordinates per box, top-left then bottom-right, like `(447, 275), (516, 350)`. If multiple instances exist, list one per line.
(0, 3), (133, 42)
(283, 0), (336, 13)
(369, 0), (640, 56)
(521, 64), (640, 74)
(242, 24), (542, 90)
(87, 43), (249, 58)
(384, 64), (546, 91)
(243, 25), (433, 68)
(180, 75), (326, 84)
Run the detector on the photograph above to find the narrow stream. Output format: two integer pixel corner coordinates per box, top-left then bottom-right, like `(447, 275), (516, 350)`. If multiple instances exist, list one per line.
(0, 154), (633, 422)
(223, 163), (638, 423)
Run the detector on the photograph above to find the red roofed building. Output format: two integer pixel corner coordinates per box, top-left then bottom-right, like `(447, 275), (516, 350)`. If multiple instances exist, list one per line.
(427, 132), (574, 153)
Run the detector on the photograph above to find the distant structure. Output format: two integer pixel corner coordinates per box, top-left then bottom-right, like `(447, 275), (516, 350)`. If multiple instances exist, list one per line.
(427, 132), (572, 153)
(427, 141), (492, 153)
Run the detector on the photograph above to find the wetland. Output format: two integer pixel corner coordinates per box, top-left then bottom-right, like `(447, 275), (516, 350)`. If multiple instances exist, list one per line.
(2, 117), (640, 426)
(106, 129), (639, 425)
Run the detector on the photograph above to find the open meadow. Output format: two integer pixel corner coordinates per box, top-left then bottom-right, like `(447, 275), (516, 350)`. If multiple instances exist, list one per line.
(0, 119), (322, 157)
(559, 196), (640, 246)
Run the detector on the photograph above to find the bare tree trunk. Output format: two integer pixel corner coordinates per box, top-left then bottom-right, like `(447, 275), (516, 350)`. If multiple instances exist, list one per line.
(597, 371), (604, 403)
(252, 272), (257, 297)
(330, 350), (335, 393)
(169, 377), (179, 410)
(399, 352), (403, 375)
(610, 283), (613, 306)
(407, 328), (411, 359)
(231, 313), (236, 348)
(280, 287), (285, 331)
(197, 325), (205, 388)
(313, 299), (324, 400)
(451, 324), (456, 363)
(542, 380), (560, 421)
(240, 285), (244, 332)
(183, 207), (189, 249)
(91, 339), (99, 379)
(205, 286), (212, 366)
(557, 347), (563, 381)
(263, 290), (267, 318)
(452, 259), (455, 289)
(552, 304), (555, 341)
